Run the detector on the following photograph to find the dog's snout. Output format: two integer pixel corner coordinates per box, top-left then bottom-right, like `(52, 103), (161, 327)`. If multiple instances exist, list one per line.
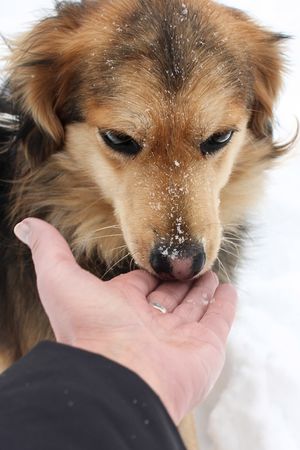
(150, 242), (206, 280)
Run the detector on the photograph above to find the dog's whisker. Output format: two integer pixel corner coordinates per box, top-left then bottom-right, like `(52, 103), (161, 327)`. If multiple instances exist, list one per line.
(223, 231), (249, 242)
(77, 199), (103, 216)
(221, 243), (240, 256)
(109, 245), (129, 263)
(102, 252), (132, 279)
(222, 237), (239, 247)
(73, 225), (122, 245)
(72, 233), (123, 246)
(111, 244), (127, 252)
(224, 238), (247, 246)
(130, 257), (135, 272)
(221, 237), (241, 251)
(93, 225), (121, 233)
(109, 245), (128, 259)
(220, 246), (240, 259)
(216, 256), (231, 282)
(92, 233), (123, 239)
(228, 236), (250, 245)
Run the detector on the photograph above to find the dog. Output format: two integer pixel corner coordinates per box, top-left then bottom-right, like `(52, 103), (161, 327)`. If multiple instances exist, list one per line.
(0, 0), (292, 448)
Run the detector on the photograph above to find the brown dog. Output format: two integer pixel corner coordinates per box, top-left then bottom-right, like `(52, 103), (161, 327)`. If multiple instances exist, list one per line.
(0, 0), (291, 447)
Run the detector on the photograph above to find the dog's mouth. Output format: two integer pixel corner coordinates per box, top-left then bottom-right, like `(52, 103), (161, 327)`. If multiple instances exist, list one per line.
(101, 239), (208, 282)
(100, 257), (204, 282)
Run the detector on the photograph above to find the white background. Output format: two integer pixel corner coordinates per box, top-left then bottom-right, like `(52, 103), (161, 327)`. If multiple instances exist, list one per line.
(1, 2), (300, 449)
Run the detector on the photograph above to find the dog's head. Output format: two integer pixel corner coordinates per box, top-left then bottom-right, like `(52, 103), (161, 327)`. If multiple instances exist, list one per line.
(9, 0), (289, 280)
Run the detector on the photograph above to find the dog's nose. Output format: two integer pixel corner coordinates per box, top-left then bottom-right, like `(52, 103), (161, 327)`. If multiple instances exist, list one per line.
(150, 242), (206, 280)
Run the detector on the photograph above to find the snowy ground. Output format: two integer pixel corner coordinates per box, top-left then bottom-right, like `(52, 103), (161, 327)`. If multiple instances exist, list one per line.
(1, 2), (300, 450)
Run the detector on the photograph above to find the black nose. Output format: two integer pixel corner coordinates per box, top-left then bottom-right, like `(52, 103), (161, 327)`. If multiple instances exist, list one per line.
(150, 242), (206, 280)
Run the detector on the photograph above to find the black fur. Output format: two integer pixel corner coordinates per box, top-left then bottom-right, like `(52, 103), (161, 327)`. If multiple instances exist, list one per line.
(0, 95), (18, 234)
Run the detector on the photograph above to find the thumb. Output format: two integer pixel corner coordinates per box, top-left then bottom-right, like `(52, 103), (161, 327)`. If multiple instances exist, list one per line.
(14, 218), (77, 279)
(14, 218), (94, 344)
(13, 218), (84, 315)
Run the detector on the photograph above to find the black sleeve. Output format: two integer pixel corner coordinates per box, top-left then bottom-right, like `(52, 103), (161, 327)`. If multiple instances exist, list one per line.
(0, 341), (186, 450)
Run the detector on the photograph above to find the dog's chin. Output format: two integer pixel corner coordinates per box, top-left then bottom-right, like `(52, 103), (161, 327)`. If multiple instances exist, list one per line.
(153, 272), (202, 282)
(135, 263), (209, 282)
(156, 273), (199, 282)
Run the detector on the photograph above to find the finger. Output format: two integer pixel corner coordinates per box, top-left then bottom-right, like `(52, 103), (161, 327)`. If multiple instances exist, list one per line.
(112, 270), (160, 296)
(14, 218), (86, 305)
(199, 283), (237, 342)
(173, 271), (219, 323)
(147, 280), (193, 313)
(14, 217), (77, 273)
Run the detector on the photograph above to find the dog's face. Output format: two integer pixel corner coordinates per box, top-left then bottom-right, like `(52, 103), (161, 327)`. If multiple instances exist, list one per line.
(69, 77), (249, 280)
(9, 0), (286, 280)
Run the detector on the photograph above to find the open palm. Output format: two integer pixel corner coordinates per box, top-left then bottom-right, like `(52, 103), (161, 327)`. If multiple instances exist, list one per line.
(14, 218), (237, 424)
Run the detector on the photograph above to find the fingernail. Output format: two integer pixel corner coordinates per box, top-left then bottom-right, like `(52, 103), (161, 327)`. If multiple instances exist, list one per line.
(14, 221), (31, 246)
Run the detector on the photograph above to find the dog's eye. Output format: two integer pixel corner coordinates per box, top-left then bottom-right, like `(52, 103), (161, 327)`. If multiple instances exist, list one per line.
(200, 130), (234, 155)
(100, 130), (141, 156)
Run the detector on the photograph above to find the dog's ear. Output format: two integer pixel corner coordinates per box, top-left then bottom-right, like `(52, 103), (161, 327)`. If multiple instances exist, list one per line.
(226, 7), (288, 140)
(248, 32), (288, 139)
(9, 3), (86, 166)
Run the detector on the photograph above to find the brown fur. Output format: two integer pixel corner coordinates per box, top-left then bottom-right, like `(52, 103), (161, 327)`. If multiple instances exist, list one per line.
(0, 0), (291, 375)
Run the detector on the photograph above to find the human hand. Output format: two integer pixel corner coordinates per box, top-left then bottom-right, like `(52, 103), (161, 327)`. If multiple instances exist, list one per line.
(14, 218), (237, 425)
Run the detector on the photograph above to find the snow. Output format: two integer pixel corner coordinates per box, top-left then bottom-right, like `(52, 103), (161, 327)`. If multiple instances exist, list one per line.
(1, 1), (300, 449)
